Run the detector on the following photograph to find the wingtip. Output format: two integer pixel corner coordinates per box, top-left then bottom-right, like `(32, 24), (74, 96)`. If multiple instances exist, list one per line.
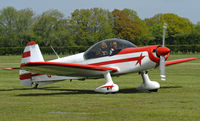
(191, 58), (198, 60)
(165, 58), (198, 66)
(183, 58), (198, 61)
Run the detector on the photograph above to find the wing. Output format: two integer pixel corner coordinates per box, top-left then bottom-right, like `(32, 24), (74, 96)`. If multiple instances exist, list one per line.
(165, 58), (197, 66)
(21, 62), (118, 77)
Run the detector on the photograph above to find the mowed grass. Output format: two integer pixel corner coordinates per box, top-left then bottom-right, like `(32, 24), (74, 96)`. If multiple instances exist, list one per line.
(0, 54), (200, 121)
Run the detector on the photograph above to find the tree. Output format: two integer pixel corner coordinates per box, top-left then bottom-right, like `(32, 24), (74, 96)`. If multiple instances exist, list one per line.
(54, 19), (74, 47)
(33, 9), (73, 47)
(145, 13), (193, 45)
(69, 8), (114, 46)
(0, 7), (18, 47)
(0, 7), (35, 47)
(147, 23), (168, 45)
(15, 8), (34, 46)
(174, 22), (200, 45)
(112, 9), (152, 45)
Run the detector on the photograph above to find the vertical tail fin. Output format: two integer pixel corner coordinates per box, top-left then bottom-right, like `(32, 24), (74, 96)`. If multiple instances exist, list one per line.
(20, 41), (44, 87)
(21, 41), (44, 64)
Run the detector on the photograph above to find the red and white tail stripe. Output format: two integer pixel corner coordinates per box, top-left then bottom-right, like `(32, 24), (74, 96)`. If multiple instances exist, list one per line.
(19, 70), (32, 87)
(22, 51), (30, 58)
(21, 41), (44, 64)
(20, 41), (44, 87)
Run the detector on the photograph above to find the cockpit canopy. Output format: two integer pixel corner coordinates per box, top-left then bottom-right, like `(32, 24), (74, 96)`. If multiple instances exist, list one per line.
(84, 38), (136, 59)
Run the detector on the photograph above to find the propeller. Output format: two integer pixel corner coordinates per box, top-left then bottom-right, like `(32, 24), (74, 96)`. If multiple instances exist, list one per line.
(158, 23), (168, 81)
(160, 55), (166, 80)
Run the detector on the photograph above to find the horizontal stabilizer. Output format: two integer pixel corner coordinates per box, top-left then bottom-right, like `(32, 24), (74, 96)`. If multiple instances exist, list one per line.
(3, 67), (20, 70)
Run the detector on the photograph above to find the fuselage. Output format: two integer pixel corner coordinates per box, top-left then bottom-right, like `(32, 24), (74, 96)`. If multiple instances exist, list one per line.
(18, 39), (171, 88)
(49, 45), (167, 77)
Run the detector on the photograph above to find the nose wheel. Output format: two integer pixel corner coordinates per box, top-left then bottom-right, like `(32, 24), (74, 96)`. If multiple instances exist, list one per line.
(137, 71), (160, 91)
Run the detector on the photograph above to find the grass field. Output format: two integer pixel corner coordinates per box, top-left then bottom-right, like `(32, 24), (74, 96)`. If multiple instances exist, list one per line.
(0, 54), (200, 121)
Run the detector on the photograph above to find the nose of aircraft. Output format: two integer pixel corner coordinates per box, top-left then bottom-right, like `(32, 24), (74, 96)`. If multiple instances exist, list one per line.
(157, 47), (170, 56)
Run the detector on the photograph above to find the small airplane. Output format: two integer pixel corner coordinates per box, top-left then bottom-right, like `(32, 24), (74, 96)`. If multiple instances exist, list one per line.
(3, 24), (197, 93)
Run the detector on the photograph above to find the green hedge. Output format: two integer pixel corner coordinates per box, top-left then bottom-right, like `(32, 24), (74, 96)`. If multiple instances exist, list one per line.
(40, 46), (89, 55)
(0, 46), (89, 55)
(0, 47), (24, 55)
(0, 45), (200, 55)
(167, 45), (200, 53)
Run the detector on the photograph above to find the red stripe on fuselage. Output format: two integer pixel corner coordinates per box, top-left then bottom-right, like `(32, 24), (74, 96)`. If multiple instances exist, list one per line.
(116, 46), (157, 55)
(116, 45), (169, 63)
(90, 53), (145, 66)
(90, 45), (170, 66)
(22, 51), (30, 58)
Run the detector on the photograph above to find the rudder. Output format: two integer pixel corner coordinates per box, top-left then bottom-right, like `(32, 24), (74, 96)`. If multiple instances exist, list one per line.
(21, 41), (44, 64)
(20, 41), (44, 87)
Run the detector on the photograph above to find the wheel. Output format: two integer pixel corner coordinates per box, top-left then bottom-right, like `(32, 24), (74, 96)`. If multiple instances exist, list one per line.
(33, 83), (38, 89)
(148, 89), (158, 92)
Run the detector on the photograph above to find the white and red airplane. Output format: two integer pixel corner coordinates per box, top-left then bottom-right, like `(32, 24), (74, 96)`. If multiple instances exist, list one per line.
(3, 24), (197, 93)
(4, 37), (197, 93)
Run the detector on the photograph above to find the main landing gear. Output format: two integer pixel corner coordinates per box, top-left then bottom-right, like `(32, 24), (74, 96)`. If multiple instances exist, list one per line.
(137, 71), (160, 92)
(33, 83), (39, 89)
(95, 71), (160, 93)
(95, 71), (119, 93)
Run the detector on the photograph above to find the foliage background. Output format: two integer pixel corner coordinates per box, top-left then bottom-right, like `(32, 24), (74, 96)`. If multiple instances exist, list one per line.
(1, 7), (200, 54)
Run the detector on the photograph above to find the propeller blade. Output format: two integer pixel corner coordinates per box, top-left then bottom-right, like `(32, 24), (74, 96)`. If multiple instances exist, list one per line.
(160, 55), (166, 81)
(159, 23), (167, 81)
(162, 23), (167, 47)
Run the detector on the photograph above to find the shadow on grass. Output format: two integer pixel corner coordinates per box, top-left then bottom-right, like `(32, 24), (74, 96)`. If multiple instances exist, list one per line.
(16, 88), (149, 96)
(17, 88), (97, 96)
(0, 86), (182, 96)
(160, 86), (182, 89)
(0, 86), (60, 91)
(0, 88), (35, 91)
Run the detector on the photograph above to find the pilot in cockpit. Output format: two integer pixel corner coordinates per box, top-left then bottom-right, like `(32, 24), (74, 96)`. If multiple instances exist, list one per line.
(110, 41), (121, 55)
(96, 42), (108, 57)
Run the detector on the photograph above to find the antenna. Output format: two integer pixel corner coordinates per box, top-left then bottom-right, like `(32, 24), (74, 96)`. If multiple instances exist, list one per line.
(50, 46), (60, 59)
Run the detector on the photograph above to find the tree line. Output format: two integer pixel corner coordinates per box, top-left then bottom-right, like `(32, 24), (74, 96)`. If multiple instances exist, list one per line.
(1, 7), (200, 54)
